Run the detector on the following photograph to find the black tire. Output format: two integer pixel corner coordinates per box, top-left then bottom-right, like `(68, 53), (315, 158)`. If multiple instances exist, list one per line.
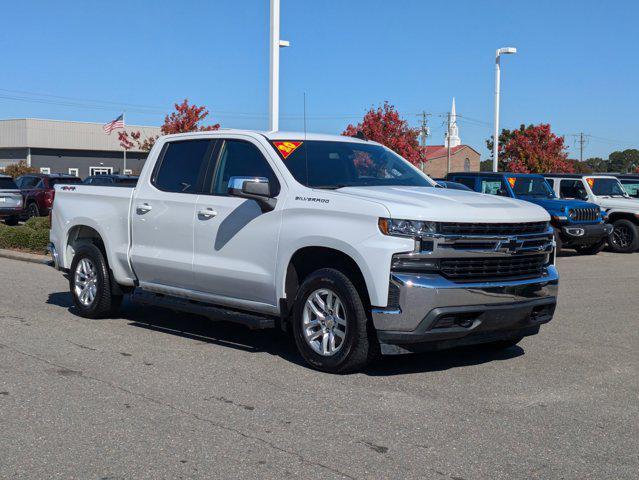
(291, 268), (378, 374)
(479, 336), (523, 351)
(4, 215), (19, 226)
(69, 244), (122, 318)
(608, 219), (639, 253)
(574, 240), (605, 255)
(27, 202), (40, 219)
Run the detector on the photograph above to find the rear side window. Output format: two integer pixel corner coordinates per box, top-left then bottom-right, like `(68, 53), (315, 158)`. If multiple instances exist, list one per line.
(211, 140), (280, 195)
(480, 178), (509, 196)
(621, 180), (639, 198)
(19, 176), (40, 188)
(0, 178), (18, 189)
(154, 140), (213, 194)
(559, 179), (586, 199)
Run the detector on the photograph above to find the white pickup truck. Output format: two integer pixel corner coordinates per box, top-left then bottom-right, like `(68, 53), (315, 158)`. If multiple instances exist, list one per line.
(49, 130), (559, 373)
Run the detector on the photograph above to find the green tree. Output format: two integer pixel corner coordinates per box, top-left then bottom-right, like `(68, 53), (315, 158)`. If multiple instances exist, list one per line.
(608, 149), (639, 173)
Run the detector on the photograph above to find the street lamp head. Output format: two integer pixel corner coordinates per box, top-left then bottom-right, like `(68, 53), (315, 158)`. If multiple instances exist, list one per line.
(497, 47), (517, 56)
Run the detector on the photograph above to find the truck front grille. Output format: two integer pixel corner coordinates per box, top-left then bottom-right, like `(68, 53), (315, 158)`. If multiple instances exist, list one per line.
(439, 222), (548, 236)
(568, 208), (599, 222)
(440, 254), (547, 282)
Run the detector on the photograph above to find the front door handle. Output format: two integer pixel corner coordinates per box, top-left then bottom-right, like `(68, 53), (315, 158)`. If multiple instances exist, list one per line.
(136, 203), (152, 214)
(198, 207), (218, 219)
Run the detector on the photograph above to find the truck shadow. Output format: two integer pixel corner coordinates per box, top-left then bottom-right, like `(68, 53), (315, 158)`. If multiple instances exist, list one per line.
(47, 292), (525, 375)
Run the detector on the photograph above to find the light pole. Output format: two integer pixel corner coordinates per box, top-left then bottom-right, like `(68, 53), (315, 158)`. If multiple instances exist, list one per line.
(269, 0), (290, 132)
(493, 47), (517, 172)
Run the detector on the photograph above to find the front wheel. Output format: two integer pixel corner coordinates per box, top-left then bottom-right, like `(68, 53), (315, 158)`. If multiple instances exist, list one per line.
(574, 240), (605, 255)
(69, 244), (122, 318)
(608, 219), (639, 253)
(291, 268), (378, 374)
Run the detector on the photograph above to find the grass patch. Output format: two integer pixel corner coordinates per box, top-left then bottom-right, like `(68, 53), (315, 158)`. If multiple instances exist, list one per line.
(0, 217), (50, 254)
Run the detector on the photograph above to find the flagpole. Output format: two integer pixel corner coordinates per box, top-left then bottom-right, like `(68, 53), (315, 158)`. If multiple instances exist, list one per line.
(122, 112), (127, 174)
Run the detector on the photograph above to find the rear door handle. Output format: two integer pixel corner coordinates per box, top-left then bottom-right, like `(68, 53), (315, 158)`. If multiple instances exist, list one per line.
(198, 207), (217, 218)
(136, 203), (152, 214)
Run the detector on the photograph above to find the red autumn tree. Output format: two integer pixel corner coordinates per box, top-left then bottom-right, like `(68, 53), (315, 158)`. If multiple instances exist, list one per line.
(342, 102), (424, 166)
(119, 99), (220, 152)
(501, 124), (574, 173)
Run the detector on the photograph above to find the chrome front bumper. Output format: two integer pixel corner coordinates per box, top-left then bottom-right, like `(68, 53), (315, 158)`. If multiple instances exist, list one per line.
(372, 265), (559, 333)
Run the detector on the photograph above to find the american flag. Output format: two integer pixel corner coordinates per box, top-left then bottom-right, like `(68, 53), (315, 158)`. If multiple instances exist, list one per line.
(103, 114), (124, 135)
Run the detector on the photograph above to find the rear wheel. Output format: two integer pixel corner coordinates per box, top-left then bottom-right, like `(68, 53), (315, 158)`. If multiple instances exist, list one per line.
(608, 219), (639, 253)
(291, 268), (378, 374)
(574, 240), (605, 255)
(69, 244), (122, 318)
(27, 202), (40, 219)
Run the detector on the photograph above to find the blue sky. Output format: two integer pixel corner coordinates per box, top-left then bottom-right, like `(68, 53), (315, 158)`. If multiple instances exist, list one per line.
(1, 0), (637, 159)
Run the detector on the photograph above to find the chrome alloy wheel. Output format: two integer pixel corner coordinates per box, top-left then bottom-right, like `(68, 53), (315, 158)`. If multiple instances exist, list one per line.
(74, 258), (98, 307)
(302, 289), (347, 356)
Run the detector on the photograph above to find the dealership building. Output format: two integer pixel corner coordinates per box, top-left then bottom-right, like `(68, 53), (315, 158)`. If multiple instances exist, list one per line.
(0, 118), (161, 178)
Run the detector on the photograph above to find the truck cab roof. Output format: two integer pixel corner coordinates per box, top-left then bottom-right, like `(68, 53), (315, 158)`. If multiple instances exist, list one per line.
(160, 129), (376, 145)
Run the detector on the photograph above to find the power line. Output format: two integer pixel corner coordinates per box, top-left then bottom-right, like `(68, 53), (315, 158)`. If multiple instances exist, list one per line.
(571, 132), (590, 161)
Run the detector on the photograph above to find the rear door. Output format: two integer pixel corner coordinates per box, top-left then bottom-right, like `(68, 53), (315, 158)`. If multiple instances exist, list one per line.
(130, 139), (215, 291)
(192, 137), (283, 309)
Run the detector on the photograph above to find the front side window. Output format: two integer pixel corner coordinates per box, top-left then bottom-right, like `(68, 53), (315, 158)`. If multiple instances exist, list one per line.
(272, 140), (433, 189)
(620, 180), (639, 198)
(510, 177), (555, 199)
(480, 178), (509, 196)
(154, 140), (212, 194)
(559, 179), (587, 199)
(212, 140), (280, 195)
(587, 178), (627, 197)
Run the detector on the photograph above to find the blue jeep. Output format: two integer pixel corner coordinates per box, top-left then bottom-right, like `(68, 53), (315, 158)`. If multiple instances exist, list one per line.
(446, 172), (612, 254)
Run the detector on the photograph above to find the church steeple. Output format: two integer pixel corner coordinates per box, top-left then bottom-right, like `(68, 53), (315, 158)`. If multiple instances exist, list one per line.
(445, 97), (461, 148)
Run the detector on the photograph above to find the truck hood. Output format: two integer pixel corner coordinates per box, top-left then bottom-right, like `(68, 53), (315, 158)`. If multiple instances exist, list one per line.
(335, 186), (550, 223)
(597, 196), (639, 212)
(519, 197), (596, 212)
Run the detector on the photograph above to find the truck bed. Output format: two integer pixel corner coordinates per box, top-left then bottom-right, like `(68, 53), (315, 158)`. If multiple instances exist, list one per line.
(50, 185), (137, 285)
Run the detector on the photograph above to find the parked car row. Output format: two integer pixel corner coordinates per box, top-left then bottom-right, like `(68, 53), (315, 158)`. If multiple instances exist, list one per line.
(0, 173), (138, 223)
(446, 172), (639, 254)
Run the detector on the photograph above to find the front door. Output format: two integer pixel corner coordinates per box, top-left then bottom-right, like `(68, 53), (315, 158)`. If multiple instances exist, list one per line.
(130, 139), (214, 291)
(192, 138), (283, 310)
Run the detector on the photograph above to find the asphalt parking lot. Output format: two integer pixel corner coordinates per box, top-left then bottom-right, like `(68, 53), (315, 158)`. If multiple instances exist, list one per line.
(0, 253), (637, 480)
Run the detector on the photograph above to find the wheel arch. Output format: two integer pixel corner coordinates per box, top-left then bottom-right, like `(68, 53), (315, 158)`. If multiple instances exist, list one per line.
(607, 211), (639, 224)
(281, 245), (374, 320)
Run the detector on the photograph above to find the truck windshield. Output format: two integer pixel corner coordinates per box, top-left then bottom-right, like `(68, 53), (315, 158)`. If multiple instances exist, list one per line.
(271, 140), (434, 189)
(588, 178), (628, 197)
(510, 177), (555, 199)
(0, 178), (19, 189)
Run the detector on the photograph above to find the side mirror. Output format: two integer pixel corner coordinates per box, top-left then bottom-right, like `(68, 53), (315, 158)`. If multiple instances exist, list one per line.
(228, 176), (276, 212)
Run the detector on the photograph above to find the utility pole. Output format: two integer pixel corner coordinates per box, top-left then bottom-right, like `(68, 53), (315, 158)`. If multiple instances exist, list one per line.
(419, 111), (430, 147)
(573, 132), (589, 162)
(446, 111), (452, 174)
(269, 0), (290, 132)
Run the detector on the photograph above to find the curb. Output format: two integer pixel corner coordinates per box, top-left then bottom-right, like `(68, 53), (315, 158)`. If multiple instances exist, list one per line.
(0, 248), (51, 265)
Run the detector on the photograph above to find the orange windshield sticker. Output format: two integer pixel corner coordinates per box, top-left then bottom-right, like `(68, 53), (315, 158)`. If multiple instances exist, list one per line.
(507, 177), (517, 188)
(586, 178), (595, 188)
(273, 141), (303, 159)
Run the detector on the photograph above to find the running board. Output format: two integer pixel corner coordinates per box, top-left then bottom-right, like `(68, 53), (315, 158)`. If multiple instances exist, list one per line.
(131, 290), (277, 330)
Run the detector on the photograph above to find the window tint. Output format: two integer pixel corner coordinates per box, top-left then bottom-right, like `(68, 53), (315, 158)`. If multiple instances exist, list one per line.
(480, 178), (509, 196)
(0, 178), (18, 189)
(453, 177), (476, 190)
(560, 179), (586, 199)
(19, 176), (40, 188)
(212, 140), (280, 195)
(154, 140), (212, 194)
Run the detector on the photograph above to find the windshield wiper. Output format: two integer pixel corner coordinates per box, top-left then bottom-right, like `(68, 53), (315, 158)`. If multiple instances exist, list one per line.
(312, 184), (350, 190)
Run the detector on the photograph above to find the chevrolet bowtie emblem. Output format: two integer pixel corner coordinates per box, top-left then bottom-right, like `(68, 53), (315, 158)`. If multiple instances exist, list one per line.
(495, 237), (525, 253)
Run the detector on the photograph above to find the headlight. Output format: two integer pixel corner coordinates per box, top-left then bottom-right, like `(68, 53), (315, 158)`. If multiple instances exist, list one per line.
(378, 218), (438, 237)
